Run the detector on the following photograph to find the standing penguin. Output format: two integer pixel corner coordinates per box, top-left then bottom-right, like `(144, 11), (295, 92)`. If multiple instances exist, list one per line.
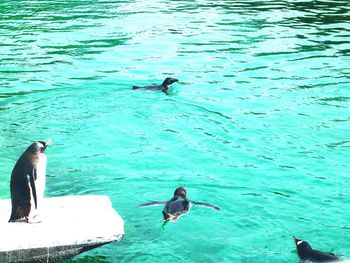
(293, 236), (340, 262)
(138, 187), (220, 223)
(9, 140), (51, 223)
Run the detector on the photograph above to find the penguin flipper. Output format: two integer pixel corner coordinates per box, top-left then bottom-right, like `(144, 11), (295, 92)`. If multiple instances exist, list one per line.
(138, 201), (166, 208)
(192, 201), (220, 211)
(29, 168), (38, 209)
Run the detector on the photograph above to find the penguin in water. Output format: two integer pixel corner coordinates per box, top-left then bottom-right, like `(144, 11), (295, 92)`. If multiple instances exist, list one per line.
(293, 236), (340, 262)
(138, 187), (220, 224)
(132, 77), (178, 94)
(9, 140), (51, 223)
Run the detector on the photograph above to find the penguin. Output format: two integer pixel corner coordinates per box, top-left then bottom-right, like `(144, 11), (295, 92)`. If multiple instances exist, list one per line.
(293, 236), (340, 262)
(138, 187), (220, 223)
(132, 77), (178, 94)
(9, 140), (51, 223)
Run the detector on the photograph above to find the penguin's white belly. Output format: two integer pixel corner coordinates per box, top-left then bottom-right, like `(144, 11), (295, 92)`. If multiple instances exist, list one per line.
(29, 154), (46, 218)
(35, 154), (47, 200)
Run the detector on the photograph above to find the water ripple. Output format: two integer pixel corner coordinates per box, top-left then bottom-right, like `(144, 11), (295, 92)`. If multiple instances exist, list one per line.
(0, 0), (349, 262)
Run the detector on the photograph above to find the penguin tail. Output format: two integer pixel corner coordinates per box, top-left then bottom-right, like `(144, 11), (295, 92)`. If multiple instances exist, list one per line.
(8, 211), (29, 223)
(9, 218), (29, 223)
(9, 209), (18, 222)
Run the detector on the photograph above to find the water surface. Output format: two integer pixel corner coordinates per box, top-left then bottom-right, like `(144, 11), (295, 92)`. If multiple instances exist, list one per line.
(0, 0), (349, 262)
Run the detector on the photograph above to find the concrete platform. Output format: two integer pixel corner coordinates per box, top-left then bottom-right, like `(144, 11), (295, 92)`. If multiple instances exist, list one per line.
(0, 195), (124, 263)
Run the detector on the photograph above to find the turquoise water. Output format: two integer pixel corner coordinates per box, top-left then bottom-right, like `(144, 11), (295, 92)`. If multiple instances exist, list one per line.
(1, 0), (350, 262)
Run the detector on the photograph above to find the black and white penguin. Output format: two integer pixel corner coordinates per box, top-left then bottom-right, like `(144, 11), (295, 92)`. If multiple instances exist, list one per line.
(138, 187), (220, 223)
(132, 77), (178, 94)
(9, 140), (51, 223)
(293, 236), (340, 262)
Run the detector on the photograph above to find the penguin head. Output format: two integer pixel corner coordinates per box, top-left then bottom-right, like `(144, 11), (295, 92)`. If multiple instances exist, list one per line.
(174, 187), (187, 199)
(27, 140), (51, 154)
(162, 78), (178, 88)
(293, 236), (312, 259)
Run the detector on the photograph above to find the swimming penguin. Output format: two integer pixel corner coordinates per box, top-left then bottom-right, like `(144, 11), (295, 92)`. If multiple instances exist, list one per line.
(9, 140), (51, 223)
(293, 236), (340, 262)
(132, 77), (178, 94)
(138, 187), (220, 223)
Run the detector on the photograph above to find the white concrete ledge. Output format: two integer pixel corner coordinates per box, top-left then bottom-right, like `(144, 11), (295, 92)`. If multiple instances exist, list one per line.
(0, 195), (124, 263)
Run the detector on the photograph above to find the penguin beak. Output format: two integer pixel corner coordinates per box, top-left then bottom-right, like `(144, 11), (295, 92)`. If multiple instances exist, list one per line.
(44, 139), (52, 148)
(292, 236), (297, 243)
